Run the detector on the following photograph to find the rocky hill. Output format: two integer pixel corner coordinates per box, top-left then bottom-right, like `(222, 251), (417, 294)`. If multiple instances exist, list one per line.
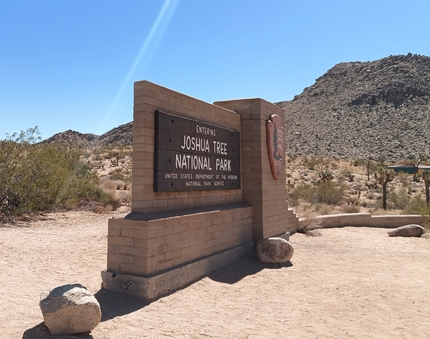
(43, 122), (133, 147)
(277, 53), (430, 161)
(44, 54), (429, 161)
(43, 130), (98, 147)
(97, 122), (133, 146)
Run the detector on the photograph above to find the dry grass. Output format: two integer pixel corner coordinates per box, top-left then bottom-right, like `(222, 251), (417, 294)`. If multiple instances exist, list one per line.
(298, 210), (323, 234)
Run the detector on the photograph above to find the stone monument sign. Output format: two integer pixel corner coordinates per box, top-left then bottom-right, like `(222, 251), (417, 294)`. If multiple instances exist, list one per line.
(101, 81), (298, 300)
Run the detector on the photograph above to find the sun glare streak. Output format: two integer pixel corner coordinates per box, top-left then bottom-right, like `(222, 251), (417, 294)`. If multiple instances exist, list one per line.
(98, 0), (180, 134)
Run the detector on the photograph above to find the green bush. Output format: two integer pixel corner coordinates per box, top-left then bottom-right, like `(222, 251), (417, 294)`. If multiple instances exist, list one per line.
(0, 127), (115, 217)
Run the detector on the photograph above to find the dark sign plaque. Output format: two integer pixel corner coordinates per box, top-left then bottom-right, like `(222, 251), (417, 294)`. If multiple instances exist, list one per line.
(154, 110), (241, 192)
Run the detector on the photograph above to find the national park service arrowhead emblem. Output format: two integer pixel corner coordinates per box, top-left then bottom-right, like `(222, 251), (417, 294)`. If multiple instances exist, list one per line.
(266, 114), (284, 180)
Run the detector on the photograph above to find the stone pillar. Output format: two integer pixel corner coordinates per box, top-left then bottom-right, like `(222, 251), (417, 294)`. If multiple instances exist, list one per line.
(214, 99), (290, 239)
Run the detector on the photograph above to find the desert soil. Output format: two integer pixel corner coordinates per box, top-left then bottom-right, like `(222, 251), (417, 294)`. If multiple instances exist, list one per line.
(1, 211), (429, 339)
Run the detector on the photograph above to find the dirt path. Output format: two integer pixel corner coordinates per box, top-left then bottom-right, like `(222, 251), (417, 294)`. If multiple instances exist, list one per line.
(1, 211), (429, 339)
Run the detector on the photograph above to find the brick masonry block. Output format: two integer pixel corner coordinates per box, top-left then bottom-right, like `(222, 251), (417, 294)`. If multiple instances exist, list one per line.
(108, 235), (133, 247)
(108, 253), (133, 265)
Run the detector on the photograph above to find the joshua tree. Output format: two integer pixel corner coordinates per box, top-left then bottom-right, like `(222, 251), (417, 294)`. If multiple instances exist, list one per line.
(412, 153), (427, 182)
(367, 160), (371, 181)
(375, 167), (395, 210)
(423, 170), (430, 205)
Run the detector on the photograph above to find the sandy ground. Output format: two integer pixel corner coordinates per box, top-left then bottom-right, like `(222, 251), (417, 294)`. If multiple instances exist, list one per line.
(1, 211), (429, 339)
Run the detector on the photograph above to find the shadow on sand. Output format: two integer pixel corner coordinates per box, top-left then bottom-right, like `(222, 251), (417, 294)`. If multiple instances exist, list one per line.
(94, 289), (147, 322)
(208, 251), (293, 284)
(22, 253), (292, 337)
(22, 322), (94, 339)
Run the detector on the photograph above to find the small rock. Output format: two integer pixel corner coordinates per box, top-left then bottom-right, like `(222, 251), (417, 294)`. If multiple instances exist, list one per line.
(256, 237), (294, 263)
(39, 284), (101, 335)
(387, 224), (425, 237)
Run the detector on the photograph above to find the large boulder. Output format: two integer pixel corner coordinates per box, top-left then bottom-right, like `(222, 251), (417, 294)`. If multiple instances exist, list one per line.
(39, 284), (101, 335)
(256, 237), (294, 263)
(387, 224), (425, 237)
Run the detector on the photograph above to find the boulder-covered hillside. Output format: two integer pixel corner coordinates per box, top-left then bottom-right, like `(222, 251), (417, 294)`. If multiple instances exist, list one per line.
(44, 54), (429, 162)
(277, 54), (430, 161)
(43, 122), (133, 147)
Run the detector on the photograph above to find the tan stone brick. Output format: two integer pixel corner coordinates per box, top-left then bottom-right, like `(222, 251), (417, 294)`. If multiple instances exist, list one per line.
(165, 232), (181, 244)
(120, 227), (148, 239)
(118, 263), (143, 276)
(164, 239), (183, 252)
(146, 245), (165, 258)
(131, 256), (148, 268)
(108, 235), (133, 247)
(147, 253), (166, 267)
(146, 236), (166, 248)
(133, 237), (149, 248)
(172, 255), (187, 267)
(155, 225), (173, 237)
(119, 246), (146, 258)
(173, 223), (187, 234)
(165, 248), (182, 261)
(108, 224), (121, 236)
(107, 253), (133, 264)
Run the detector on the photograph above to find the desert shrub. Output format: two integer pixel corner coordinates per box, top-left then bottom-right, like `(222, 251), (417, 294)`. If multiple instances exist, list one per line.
(99, 178), (117, 191)
(0, 127), (116, 217)
(315, 203), (334, 215)
(305, 157), (325, 170)
(318, 168), (334, 182)
(329, 161), (339, 170)
(402, 196), (430, 231)
(287, 183), (313, 205)
(92, 187), (121, 209)
(109, 168), (132, 181)
(402, 195), (427, 214)
(396, 172), (410, 188)
(114, 190), (131, 203)
(387, 188), (410, 210)
(288, 182), (344, 205)
(297, 209), (321, 234)
(114, 180), (126, 190)
(421, 207), (430, 232)
(342, 204), (360, 213)
(286, 155), (297, 163)
(99, 178), (126, 192)
(313, 182), (345, 205)
(353, 159), (366, 167)
(339, 169), (354, 182)
(92, 148), (104, 161)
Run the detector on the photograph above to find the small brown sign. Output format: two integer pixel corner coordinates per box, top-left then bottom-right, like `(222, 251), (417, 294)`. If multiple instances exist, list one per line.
(266, 114), (284, 180)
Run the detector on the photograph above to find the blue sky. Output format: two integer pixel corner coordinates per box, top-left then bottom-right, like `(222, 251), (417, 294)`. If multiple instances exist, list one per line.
(0, 0), (429, 140)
